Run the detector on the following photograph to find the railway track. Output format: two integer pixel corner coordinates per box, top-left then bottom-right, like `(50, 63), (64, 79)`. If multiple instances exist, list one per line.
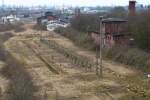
(23, 40), (117, 100)
(23, 41), (60, 75)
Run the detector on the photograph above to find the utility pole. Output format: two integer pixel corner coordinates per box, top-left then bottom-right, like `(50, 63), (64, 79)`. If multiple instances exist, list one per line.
(99, 16), (103, 78)
(96, 16), (103, 78)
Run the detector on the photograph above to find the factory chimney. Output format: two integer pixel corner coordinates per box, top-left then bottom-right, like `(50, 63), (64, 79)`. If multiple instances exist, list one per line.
(75, 8), (80, 17)
(129, 0), (136, 16)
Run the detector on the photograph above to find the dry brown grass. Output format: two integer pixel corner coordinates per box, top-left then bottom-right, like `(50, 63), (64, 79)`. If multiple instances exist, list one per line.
(0, 33), (38, 100)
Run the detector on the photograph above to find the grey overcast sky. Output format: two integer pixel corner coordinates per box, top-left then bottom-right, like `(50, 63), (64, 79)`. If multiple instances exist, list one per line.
(1, 0), (150, 6)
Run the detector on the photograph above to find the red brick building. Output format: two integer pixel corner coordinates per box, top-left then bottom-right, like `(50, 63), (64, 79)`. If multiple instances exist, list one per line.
(89, 18), (131, 47)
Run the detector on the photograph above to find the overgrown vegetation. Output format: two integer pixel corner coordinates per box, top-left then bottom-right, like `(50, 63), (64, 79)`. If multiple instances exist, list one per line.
(0, 33), (38, 100)
(104, 46), (150, 73)
(55, 27), (150, 73)
(0, 23), (26, 32)
(55, 7), (150, 73)
(55, 27), (96, 50)
(53, 28), (150, 99)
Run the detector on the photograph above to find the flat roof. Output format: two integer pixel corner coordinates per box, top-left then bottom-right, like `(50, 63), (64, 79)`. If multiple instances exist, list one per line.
(102, 18), (127, 23)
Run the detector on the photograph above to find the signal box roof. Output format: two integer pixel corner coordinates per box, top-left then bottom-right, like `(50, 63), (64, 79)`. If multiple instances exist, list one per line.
(102, 18), (127, 23)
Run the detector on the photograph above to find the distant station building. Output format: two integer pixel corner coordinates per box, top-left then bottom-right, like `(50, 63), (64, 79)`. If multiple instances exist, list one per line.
(37, 12), (57, 25)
